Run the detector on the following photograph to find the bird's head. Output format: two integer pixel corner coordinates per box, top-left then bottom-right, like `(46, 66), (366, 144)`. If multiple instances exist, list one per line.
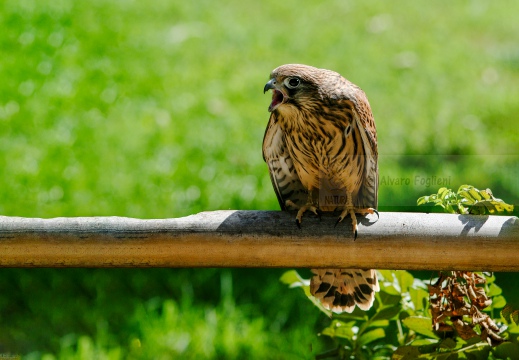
(263, 64), (325, 113)
(263, 64), (345, 112)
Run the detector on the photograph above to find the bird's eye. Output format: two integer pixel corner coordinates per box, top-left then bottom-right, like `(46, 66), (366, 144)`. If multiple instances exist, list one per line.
(285, 77), (301, 89)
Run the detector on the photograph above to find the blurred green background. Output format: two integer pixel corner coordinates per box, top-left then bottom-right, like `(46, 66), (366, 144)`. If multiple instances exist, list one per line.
(1, 0), (518, 358)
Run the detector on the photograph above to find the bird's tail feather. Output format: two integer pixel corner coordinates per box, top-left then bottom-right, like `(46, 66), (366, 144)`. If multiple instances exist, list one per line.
(310, 269), (379, 313)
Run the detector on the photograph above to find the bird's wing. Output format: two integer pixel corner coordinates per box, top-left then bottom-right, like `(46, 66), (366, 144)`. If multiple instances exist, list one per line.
(262, 113), (307, 210)
(352, 90), (378, 209)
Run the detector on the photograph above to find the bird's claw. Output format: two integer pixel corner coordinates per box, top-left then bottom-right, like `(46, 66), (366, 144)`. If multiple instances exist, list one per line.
(293, 203), (318, 229)
(337, 207), (359, 239)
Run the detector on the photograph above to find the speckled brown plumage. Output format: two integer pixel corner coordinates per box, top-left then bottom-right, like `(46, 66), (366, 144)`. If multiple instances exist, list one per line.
(262, 64), (379, 313)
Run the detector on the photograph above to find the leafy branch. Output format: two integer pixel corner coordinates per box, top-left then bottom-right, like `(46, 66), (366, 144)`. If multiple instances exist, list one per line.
(417, 185), (514, 215)
(282, 270), (519, 359)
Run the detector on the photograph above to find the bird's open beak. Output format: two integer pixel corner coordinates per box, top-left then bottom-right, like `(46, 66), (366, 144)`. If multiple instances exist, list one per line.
(264, 78), (286, 112)
(263, 78), (276, 94)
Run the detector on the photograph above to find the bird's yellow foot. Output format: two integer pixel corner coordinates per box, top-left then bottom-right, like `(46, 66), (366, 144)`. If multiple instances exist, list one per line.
(335, 207), (379, 239)
(285, 200), (320, 228)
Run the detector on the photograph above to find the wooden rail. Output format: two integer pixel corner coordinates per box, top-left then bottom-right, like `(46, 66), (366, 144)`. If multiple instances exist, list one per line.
(0, 211), (518, 270)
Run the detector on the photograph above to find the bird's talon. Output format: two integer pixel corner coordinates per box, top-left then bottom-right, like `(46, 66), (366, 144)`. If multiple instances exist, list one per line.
(285, 200), (299, 210)
(372, 209), (379, 221)
(354, 229), (358, 240)
(334, 217), (342, 228)
(293, 198), (318, 229)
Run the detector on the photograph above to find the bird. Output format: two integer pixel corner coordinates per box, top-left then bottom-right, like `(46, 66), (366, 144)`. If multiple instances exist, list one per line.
(262, 64), (379, 313)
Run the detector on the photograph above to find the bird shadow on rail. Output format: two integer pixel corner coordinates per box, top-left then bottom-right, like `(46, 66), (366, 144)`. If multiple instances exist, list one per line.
(214, 210), (378, 238)
(457, 214), (489, 236)
(457, 214), (519, 238)
(498, 216), (519, 237)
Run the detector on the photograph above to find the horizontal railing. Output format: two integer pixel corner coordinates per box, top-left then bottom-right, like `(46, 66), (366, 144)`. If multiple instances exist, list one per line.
(0, 211), (518, 270)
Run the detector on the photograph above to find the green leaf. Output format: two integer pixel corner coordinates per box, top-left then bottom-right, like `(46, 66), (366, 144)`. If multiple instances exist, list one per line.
(458, 185), (479, 204)
(279, 270), (305, 287)
(457, 185), (514, 215)
(377, 270), (394, 282)
(417, 196), (428, 206)
(493, 342), (519, 360)
(444, 203), (456, 214)
(370, 304), (402, 322)
(408, 287), (430, 313)
(491, 295), (507, 309)
(358, 328), (385, 346)
(380, 282), (401, 296)
(476, 200), (514, 215)
(480, 189), (492, 200)
(402, 316), (439, 339)
(377, 288), (402, 306)
(433, 199), (444, 206)
(392, 346), (422, 359)
(394, 270), (415, 294)
(321, 319), (356, 340)
(438, 187), (450, 199)
(457, 203), (469, 214)
(485, 273), (496, 285)
(487, 283), (502, 297)
(469, 203), (487, 215)
(378, 271), (402, 296)
(410, 338), (438, 346)
(468, 188), (483, 201)
(438, 338), (456, 349)
(463, 343), (491, 360)
(369, 319), (390, 328)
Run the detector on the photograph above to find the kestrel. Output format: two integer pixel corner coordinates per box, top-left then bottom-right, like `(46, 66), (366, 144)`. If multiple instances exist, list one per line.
(262, 64), (379, 313)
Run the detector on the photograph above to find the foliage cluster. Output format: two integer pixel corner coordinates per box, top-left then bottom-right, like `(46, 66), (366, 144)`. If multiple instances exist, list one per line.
(417, 185), (514, 215)
(282, 270), (519, 359)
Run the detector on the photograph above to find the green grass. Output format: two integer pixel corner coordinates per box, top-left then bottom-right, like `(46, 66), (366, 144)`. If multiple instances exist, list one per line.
(1, 0), (518, 358)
